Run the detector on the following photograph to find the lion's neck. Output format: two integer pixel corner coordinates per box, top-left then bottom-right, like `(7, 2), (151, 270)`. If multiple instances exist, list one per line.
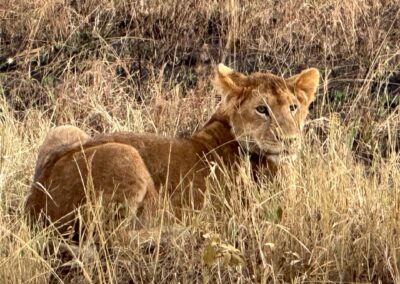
(191, 115), (239, 162)
(191, 115), (279, 178)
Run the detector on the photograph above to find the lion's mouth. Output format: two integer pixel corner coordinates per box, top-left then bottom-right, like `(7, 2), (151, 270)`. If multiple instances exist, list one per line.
(263, 146), (298, 155)
(264, 148), (287, 155)
(261, 146), (300, 164)
(237, 139), (299, 161)
(266, 152), (298, 163)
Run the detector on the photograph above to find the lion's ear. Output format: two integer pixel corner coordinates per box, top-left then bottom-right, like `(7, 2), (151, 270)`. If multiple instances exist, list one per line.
(213, 64), (248, 96)
(287, 68), (319, 105)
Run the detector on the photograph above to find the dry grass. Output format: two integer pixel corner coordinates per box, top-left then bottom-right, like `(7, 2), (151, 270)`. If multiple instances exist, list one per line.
(0, 0), (399, 283)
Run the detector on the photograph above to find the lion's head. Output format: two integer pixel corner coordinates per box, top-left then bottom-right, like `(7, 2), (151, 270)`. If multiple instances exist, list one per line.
(213, 64), (319, 162)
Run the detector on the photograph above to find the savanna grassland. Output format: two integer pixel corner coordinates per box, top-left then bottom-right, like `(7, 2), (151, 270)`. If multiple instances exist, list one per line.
(0, 0), (399, 283)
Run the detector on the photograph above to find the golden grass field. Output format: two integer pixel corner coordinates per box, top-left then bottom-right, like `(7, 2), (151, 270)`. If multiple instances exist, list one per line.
(0, 0), (399, 283)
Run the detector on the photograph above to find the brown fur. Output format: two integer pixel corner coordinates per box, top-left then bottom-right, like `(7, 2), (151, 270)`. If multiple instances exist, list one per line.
(25, 64), (319, 231)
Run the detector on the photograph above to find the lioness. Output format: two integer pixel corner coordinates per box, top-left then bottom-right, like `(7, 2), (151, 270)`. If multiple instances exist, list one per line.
(25, 64), (319, 231)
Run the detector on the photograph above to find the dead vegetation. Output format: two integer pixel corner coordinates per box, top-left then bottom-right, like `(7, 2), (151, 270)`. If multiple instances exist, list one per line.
(0, 0), (399, 283)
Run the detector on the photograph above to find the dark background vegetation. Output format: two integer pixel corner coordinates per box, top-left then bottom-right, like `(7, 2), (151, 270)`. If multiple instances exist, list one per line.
(1, 0), (399, 161)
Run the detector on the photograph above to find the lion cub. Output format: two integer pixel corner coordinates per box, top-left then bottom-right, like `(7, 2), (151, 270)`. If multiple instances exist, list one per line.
(25, 64), (319, 230)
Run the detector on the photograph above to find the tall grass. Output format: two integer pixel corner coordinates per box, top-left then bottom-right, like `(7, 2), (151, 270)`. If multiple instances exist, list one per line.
(0, 0), (399, 282)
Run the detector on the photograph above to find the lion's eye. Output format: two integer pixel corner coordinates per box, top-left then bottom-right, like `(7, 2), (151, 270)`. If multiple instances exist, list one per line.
(289, 104), (298, 112)
(256, 105), (269, 116)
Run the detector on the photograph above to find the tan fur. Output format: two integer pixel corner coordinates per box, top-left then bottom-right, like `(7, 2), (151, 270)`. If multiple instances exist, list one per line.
(25, 64), (319, 231)
(33, 125), (90, 179)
